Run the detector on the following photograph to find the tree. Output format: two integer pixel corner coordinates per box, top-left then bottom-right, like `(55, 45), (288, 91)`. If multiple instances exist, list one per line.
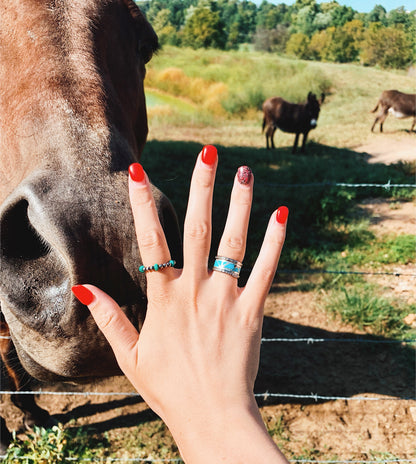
(309, 19), (363, 62)
(309, 29), (330, 60)
(325, 25), (357, 62)
(367, 5), (387, 25)
(361, 23), (413, 68)
(253, 25), (290, 52)
(329, 4), (355, 28)
(286, 32), (311, 59)
(293, 4), (320, 36)
(313, 12), (332, 31)
(236, 1), (258, 41)
(152, 8), (180, 46)
(182, 7), (226, 49)
(256, 2), (289, 30)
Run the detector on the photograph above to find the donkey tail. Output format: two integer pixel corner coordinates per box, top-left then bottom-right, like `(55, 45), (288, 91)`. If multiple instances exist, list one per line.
(371, 101), (380, 113)
(262, 116), (266, 133)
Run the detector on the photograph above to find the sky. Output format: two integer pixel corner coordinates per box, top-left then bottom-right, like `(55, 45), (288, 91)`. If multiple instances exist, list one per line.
(253, 0), (416, 12)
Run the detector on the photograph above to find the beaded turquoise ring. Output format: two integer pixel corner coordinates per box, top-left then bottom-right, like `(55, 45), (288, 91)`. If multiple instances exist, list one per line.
(139, 259), (176, 273)
(212, 256), (242, 279)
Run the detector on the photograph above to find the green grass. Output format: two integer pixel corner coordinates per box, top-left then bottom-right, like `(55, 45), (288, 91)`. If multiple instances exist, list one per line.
(320, 278), (416, 339)
(149, 46), (332, 104)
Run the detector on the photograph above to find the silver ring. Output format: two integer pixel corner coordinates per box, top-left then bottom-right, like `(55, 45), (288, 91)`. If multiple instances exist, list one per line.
(212, 256), (242, 279)
(139, 259), (176, 273)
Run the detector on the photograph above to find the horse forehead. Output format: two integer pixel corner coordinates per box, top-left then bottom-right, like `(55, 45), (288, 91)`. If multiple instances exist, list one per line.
(0, 0), (120, 200)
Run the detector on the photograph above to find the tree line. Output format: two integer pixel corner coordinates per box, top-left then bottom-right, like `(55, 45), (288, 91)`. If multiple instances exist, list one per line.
(136, 0), (415, 69)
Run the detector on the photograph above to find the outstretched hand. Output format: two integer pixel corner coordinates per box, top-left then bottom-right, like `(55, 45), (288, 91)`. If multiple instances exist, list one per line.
(72, 145), (289, 463)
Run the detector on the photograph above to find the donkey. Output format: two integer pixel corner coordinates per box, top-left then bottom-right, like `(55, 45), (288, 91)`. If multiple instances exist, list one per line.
(0, 0), (181, 453)
(371, 90), (416, 133)
(262, 92), (325, 153)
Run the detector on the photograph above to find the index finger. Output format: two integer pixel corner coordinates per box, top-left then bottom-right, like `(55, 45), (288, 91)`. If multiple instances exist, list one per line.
(128, 163), (173, 280)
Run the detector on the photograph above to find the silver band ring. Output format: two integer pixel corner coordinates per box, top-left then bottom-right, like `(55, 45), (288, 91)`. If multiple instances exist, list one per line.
(212, 256), (242, 279)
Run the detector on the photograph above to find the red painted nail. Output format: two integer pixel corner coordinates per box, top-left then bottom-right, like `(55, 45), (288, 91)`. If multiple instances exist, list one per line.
(72, 285), (95, 306)
(276, 206), (289, 224)
(201, 145), (217, 165)
(129, 163), (145, 182)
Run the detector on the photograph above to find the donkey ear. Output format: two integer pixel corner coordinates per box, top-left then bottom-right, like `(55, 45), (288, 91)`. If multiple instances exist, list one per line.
(122, 0), (159, 64)
(307, 91), (316, 102)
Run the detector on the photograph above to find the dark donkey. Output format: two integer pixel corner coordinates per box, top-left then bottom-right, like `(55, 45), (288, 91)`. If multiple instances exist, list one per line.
(262, 92), (325, 153)
(0, 0), (181, 453)
(371, 89), (416, 133)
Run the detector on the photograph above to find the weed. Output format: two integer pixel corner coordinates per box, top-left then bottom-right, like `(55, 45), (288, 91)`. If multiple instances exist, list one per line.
(320, 282), (416, 339)
(265, 413), (291, 445)
(4, 424), (108, 463)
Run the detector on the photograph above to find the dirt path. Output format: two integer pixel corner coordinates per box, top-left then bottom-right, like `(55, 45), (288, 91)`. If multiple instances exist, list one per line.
(355, 133), (416, 165)
(1, 136), (415, 459)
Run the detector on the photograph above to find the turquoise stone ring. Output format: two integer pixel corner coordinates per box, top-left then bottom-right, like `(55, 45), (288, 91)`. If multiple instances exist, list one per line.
(139, 259), (176, 273)
(212, 256), (242, 279)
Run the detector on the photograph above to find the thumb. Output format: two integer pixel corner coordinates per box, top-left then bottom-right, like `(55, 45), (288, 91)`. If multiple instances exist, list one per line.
(71, 284), (140, 374)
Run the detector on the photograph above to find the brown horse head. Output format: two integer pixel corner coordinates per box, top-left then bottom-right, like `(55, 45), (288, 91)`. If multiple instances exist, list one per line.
(0, 0), (181, 382)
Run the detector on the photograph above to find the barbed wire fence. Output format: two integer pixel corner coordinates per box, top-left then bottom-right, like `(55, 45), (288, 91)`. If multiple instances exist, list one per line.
(1, 179), (415, 462)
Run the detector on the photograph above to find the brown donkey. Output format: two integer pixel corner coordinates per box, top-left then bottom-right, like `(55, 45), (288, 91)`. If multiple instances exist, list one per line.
(262, 92), (325, 153)
(371, 90), (416, 133)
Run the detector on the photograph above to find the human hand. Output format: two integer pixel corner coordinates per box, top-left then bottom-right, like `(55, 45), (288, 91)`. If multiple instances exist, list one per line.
(72, 145), (289, 463)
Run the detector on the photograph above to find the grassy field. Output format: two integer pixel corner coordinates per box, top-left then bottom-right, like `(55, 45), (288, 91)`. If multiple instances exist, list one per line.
(145, 46), (416, 148)
(4, 47), (415, 463)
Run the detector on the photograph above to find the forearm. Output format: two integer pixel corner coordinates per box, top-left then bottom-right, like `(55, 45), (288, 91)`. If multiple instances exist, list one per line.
(165, 398), (289, 464)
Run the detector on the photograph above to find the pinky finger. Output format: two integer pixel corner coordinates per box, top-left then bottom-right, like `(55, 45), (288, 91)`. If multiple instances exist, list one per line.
(244, 206), (288, 308)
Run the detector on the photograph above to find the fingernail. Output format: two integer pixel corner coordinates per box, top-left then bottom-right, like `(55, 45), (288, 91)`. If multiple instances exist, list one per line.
(72, 285), (95, 306)
(276, 206), (289, 224)
(237, 166), (252, 185)
(129, 163), (145, 182)
(201, 145), (217, 165)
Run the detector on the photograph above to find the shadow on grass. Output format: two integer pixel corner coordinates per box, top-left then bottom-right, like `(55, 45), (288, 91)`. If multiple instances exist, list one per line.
(256, 315), (415, 406)
(142, 140), (414, 271)
(55, 318), (414, 434)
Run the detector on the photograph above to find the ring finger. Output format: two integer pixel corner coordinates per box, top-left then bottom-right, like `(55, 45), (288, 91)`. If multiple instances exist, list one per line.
(214, 166), (253, 281)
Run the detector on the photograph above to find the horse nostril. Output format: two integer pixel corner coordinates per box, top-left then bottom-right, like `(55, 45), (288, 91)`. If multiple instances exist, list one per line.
(0, 199), (49, 261)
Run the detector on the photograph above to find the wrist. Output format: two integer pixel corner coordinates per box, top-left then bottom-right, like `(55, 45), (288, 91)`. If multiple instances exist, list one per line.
(163, 397), (288, 463)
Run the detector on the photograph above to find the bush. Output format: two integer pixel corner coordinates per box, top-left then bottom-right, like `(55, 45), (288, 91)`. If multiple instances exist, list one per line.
(361, 24), (413, 69)
(4, 425), (108, 463)
(285, 33), (311, 60)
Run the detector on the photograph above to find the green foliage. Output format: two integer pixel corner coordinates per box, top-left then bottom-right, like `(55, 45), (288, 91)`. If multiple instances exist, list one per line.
(285, 32), (311, 59)
(4, 425), (108, 463)
(146, 47), (332, 116)
(322, 282), (416, 339)
(377, 235), (416, 264)
(367, 4), (388, 26)
(222, 85), (265, 114)
(361, 23), (414, 69)
(182, 7), (226, 49)
(310, 20), (364, 63)
(138, 0), (415, 69)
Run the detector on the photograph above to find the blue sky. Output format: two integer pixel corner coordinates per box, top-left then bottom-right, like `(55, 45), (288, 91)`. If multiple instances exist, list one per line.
(253, 0), (415, 12)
